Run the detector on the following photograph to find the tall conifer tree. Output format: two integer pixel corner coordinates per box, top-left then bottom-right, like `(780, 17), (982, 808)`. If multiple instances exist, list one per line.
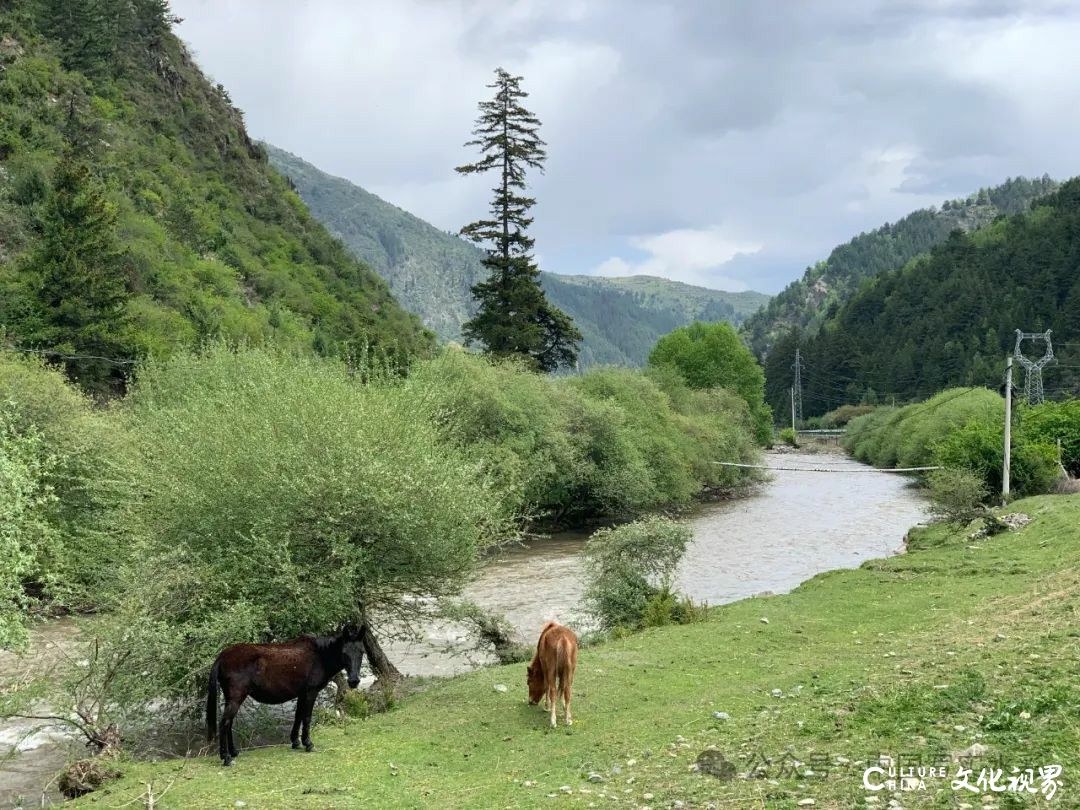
(18, 157), (133, 391)
(456, 68), (580, 372)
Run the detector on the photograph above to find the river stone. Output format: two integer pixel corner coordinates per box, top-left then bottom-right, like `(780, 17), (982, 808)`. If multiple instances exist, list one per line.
(493, 683), (508, 693)
(587, 772), (604, 783)
(713, 711), (730, 720)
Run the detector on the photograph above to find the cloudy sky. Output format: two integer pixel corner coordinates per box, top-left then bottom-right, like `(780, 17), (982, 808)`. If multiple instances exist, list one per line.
(170, 0), (1080, 293)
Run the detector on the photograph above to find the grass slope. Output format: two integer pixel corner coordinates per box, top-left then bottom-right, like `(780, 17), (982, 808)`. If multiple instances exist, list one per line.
(0, 9), (430, 368)
(83, 494), (1079, 808)
(265, 146), (769, 367)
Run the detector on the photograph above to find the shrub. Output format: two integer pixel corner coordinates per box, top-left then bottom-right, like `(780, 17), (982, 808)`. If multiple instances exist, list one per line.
(106, 344), (513, 701)
(779, 427), (799, 447)
(406, 351), (761, 522)
(1020, 400), (1080, 476)
(820, 403), (875, 429)
(648, 322), (773, 443)
(640, 583), (708, 629)
(844, 389), (1002, 468)
(925, 468), (988, 525)
(583, 516), (692, 631)
(933, 419), (1060, 497)
(0, 352), (133, 639)
(0, 408), (55, 649)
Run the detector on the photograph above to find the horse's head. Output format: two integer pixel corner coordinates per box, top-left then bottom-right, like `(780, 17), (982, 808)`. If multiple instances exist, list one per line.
(339, 623), (365, 689)
(526, 662), (544, 705)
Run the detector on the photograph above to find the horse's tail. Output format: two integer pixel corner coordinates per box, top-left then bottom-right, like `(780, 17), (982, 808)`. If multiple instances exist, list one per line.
(206, 657), (220, 742)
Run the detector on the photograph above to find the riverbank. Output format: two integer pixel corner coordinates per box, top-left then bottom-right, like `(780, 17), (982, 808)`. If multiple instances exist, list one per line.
(72, 493), (1079, 808)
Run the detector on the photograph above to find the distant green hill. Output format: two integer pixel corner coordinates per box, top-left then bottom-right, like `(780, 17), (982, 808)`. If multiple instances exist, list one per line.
(772, 178), (1080, 418)
(742, 176), (1059, 357)
(540, 274), (768, 367)
(266, 146), (768, 367)
(0, 4), (430, 386)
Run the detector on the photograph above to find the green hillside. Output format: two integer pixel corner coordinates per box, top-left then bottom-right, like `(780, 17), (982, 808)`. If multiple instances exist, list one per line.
(0, 2), (431, 391)
(542, 273), (768, 367)
(743, 175), (1058, 357)
(266, 146), (768, 367)
(771, 179), (1080, 418)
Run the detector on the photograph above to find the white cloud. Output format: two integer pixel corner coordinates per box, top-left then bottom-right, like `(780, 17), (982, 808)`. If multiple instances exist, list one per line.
(591, 225), (762, 290)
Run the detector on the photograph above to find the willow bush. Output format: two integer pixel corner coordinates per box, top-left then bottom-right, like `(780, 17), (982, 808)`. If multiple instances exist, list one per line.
(0, 353), (133, 647)
(107, 344), (513, 699)
(583, 516), (693, 631)
(844, 387), (1066, 497)
(405, 351), (761, 523)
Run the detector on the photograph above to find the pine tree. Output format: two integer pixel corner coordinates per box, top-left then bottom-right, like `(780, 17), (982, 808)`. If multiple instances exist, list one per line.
(18, 157), (133, 391)
(456, 67), (580, 372)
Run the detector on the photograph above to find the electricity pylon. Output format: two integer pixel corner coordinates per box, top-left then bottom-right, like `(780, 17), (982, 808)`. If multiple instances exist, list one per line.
(1013, 329), (1054, 405)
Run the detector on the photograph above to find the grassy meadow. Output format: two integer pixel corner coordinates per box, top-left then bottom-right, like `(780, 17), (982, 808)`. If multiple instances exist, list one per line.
(75, 493), (1080, 809)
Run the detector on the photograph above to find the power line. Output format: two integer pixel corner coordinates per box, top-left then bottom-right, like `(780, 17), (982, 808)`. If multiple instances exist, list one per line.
(1, 347), (137, 366)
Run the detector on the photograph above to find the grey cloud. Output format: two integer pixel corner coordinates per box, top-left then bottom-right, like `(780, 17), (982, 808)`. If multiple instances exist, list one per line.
(170, 0), (1080, 293)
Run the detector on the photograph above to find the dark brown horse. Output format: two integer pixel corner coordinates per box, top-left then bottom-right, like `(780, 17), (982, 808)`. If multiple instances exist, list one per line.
(206, 625), (364, 766)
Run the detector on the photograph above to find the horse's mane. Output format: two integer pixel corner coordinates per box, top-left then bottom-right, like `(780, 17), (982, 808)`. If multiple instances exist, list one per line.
(312, 633), (341, 651)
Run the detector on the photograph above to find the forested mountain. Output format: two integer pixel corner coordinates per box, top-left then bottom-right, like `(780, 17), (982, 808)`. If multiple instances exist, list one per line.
(743, 176), (1059, 357)
(267, 146), (767, 367)
(0, 2), (431, 391)
(541, 274), (767, 366)
(765, 179), (1080, 419)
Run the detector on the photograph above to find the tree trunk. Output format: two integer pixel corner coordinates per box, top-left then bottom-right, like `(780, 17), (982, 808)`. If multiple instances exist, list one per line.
(359, 619), (402, 681)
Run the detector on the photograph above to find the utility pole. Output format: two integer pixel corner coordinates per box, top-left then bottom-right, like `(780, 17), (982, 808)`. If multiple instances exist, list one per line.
(1003, 355), (1012, 500)
(792, 348), (803, 424)
(790, 387), (796, 433)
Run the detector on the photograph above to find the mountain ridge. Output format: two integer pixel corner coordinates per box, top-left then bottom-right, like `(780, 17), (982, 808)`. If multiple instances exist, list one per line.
(0, 4), (431, 382)
(265, 144), (768, 367)
(742, 175), (1059, 357)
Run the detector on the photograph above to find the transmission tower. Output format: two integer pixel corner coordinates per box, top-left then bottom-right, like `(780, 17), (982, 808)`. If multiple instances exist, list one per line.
(1013, 329), (1054, 405)
(792, 348), (803, 423)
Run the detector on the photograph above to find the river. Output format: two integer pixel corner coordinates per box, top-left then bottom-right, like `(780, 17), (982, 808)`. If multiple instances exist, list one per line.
(0, 450), (928, 806)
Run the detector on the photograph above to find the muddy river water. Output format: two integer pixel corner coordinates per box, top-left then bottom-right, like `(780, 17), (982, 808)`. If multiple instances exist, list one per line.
(0, 450), (928, 806)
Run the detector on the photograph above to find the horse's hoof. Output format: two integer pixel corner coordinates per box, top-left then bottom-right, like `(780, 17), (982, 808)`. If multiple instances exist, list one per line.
(291, 741), (301, 750)
(566, 719), (573, 726)
(222, 759), (233, 767)
(304, 743), (315, 753)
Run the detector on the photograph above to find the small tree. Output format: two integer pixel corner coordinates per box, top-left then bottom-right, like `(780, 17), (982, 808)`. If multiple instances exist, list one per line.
(583, 516), (692, 631)
(456, 68), (580, 372)
(649, 322), (772, 442)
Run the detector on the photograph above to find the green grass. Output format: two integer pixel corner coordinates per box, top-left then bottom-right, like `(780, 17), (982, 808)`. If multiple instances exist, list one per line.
(78, 495), (1080, 808)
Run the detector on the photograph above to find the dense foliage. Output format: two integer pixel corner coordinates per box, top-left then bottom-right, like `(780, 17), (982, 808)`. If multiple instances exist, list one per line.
(772, 179), (1080, 418)
(844, 388), (1064, 497)
(404, 350), (761, 523)
(267, 146), (768, 366)
(1, 341), (761, 717)
(582, 516), (693, 631)
(649, 321), (772, 442)
(455, 68), (581, 371)
(0, 2), (431, 394)
(101, 345), (509, 697)
(743, 175), (1057, 357)
(0, 352), (131, 647)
